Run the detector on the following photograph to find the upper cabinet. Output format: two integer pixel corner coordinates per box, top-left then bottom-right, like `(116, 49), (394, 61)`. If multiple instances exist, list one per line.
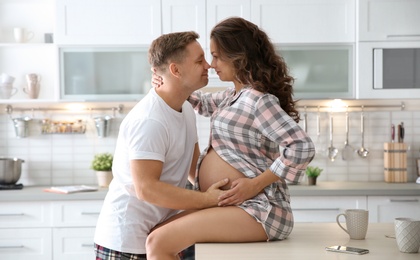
(251, 0), (356, 43)
(55, 0), (161, 45)
(359, 0), (420, 42)
(0, 0), (57, 102)
(161, 0), (251, 87)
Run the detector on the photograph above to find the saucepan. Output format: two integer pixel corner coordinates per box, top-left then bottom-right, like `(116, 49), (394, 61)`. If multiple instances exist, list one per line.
(0, 157), (25, 184)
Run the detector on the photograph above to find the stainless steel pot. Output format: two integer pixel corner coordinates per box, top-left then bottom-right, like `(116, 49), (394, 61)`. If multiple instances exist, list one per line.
(0, 157), (25, 184)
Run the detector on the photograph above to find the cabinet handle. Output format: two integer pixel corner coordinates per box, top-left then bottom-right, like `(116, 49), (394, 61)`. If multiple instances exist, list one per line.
(389, 199), (419, 203)
(0, 213), (25, 216)
(81, 212), (100, 215)
(387, 34), (420, 39)
(81, 243), (94, 248)
(0, 245), (24, 249)
(294, 208), (340, 211)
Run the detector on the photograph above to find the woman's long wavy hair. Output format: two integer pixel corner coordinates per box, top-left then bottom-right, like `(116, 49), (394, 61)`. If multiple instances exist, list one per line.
(210, 17), (300, 123)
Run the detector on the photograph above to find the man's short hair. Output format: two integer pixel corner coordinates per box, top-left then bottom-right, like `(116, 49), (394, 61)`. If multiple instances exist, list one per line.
(148, 31), (199, 72)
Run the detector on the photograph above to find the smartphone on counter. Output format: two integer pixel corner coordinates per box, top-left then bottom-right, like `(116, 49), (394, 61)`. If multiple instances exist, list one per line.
(325, 245), (369, 255)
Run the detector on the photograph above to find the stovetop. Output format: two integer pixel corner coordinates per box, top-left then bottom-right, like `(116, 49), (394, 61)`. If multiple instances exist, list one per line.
(0, 183), (24, 190)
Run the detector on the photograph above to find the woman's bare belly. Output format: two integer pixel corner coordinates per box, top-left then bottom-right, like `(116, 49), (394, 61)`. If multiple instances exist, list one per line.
(198, 147), (245, 191)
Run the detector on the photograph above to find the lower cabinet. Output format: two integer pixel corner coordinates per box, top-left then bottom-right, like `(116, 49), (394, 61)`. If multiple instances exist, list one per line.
(0, 228), (52, 260)
(291, 196), (367, 222)
(0, 200), (103, 260)
(53, 227), (96, 260)
(367, 196), (420, 223)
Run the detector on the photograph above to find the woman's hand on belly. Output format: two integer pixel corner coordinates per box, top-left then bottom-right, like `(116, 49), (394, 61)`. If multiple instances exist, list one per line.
(217, 177), (262, 206)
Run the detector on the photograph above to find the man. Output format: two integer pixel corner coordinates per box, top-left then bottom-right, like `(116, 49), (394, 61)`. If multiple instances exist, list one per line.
(94, 31), (228, 259)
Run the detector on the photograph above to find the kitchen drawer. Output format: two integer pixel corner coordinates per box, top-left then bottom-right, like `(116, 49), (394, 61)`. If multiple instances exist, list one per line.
(0, 228), (52, 260)
(0, 202), (52, 228)
(291, 196), (367, 222)
(53, 227), (95, 260)
(52, 200), (103, 227)
(368, 196), (420, 223)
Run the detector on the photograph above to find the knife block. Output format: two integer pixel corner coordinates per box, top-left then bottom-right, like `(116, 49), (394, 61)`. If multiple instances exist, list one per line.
(383, 143), (408, 183)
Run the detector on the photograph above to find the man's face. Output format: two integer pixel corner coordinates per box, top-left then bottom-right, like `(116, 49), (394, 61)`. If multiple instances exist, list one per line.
(179, 41), (210, 91)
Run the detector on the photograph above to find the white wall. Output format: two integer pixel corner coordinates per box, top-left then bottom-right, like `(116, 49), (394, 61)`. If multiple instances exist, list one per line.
(1, 100), (419, 186)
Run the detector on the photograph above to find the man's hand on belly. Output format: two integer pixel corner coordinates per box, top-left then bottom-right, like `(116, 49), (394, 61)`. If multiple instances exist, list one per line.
(217, 177), (261, 206)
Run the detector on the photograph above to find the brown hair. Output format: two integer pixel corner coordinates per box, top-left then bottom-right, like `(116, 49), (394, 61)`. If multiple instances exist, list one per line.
(149, 31), (199, 73)
(210, 17), (299, 122)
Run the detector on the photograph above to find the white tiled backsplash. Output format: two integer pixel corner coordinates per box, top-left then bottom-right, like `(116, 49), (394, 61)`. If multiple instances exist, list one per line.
(1, 102), (419, 186)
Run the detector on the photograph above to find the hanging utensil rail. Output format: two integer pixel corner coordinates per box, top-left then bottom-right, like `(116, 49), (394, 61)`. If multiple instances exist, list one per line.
(4, 104), (124, 116)
(296, 102), (405, 112)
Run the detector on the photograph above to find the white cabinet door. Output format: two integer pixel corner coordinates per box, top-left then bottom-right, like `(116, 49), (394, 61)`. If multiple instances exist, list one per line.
(251, 0), (355, 43)
(0, 228), (52, 260)
(52, 227), (96, 260)
(161, 0), (206, 48)
(291, 196), (367, 222)
(0, 201), (52, 228)
(359, 0), (420, 41)
(55, 0), (161, 44)
(368, 196), (420, 223)
(52, 200), (103, 227)
(206, 0), (251, 87)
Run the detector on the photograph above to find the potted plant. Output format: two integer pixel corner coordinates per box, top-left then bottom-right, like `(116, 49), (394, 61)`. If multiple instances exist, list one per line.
(91, 153), (113, 187)
(305, 166), (323, 186)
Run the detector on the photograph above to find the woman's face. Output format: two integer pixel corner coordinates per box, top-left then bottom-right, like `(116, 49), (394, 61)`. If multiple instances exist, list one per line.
(209, 38), (235, 82)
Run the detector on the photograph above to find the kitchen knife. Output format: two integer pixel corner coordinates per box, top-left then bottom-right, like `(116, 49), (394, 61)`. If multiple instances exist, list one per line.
(391, 124), (395, 143)
(397, 124), (401, 143)
(400, 122), (404, 143)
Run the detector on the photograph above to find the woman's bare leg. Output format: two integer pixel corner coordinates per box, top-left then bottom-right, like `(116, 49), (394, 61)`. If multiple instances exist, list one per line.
(146, 206), (267, 260)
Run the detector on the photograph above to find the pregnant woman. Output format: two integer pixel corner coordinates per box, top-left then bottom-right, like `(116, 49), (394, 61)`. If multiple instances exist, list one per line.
(147, 17), (315, 260)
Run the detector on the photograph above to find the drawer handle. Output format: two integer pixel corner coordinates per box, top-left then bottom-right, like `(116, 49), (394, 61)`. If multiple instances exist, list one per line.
(81, 212), (100, 215)
(294, 208), (340, 211)
(389, 199), (419, 203)
(387, 34), (420, 38)
(0, 213), (25, 217)
(0, 245), (24, 249)
(81, 243), (94, 248)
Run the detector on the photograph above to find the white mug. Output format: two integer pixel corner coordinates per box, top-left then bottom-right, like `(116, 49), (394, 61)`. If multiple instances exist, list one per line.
(394, 218), (420, 253)
(0, 84), (18, 99)
(0, 73), (15, 84)
(336, 209), (369, 240)
(14, 27), (34, 43)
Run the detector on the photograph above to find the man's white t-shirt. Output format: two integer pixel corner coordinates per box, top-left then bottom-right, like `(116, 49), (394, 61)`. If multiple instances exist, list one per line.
(94, 88), (198, 254)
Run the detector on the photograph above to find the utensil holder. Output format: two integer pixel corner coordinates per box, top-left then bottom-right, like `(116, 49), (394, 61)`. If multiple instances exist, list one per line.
(384, 143), (407, 183)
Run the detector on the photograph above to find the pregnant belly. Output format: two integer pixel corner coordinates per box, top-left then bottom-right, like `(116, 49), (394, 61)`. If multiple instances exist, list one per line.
(198, 147), (245, 191)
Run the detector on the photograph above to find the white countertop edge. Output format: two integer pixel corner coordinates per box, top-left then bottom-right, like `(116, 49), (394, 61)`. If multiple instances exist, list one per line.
(0, 182), (419, 202)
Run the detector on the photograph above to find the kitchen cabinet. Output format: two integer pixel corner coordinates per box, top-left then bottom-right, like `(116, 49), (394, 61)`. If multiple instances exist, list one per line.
(278, 44), (355, 99)
(55, 0), (161, 45)
(367, 196), (420, 223)
(0, 0), (56, 102)
(0, 200), (103, 260)
(51, 200), (102, 260)
(359, 0), (420, 42)
(291, 196), (367, 222)
(0, 201), (52, 260)
(162, 0), (250, 87)
(250, 0), (356, 43)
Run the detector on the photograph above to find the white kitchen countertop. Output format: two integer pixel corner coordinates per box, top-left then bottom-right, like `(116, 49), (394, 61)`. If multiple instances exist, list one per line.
(0, 182), (419, 202)
(195, 223), (419, 260)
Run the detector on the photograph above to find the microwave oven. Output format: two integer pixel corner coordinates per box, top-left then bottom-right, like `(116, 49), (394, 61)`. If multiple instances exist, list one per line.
(358, 41), (420, 99)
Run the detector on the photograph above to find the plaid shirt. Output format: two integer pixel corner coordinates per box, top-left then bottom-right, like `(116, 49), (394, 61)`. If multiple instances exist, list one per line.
(189, 86), (315, 240)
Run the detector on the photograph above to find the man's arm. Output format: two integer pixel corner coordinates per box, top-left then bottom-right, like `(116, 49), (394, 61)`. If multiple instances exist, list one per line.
(131, 159), (227, 210)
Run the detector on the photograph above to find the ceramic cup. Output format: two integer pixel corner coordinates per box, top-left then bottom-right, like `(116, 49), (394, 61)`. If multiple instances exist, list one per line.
(0, 73), (15, 84)
(336, 209), (369, 240)
(0, 83), (18, 99)
(14, 27), (34, 43)
(24, 73), (41, 99)
(394, 218), (420, 253)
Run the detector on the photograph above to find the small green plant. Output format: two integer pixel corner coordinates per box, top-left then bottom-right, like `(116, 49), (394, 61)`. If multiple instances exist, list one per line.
(91, 153), (113, 171)
(305, 166), (323, 178)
